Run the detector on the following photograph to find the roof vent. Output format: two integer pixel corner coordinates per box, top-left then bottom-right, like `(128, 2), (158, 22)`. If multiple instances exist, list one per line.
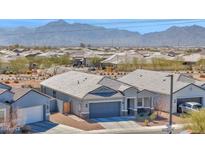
(77, 80), (80, 84)
(163, 79), (166, 81)
(139, 74), (142, 77)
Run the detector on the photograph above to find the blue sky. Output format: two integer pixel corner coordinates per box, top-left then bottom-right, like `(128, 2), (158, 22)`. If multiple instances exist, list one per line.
(0, 19), (205, 34)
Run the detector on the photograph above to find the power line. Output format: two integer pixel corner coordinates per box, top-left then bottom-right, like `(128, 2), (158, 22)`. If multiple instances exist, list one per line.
(0, 19), (205, 37)
(115, 19), (205, 29)
(81, 19), (196, 26)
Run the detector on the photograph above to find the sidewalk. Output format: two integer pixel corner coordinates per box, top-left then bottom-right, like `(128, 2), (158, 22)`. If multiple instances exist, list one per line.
(82, 124), (185, 134)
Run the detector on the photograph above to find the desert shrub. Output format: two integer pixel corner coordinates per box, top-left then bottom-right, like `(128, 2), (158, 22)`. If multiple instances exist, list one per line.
(21, 126), (31, 134)
(184, 109), (205, 133)
(9, 57), (29, 74)
(13, 80), (19, 83)
(89, 56), (103, 67)
(4, 80), (10, 84)
(144, 119), (149, 126)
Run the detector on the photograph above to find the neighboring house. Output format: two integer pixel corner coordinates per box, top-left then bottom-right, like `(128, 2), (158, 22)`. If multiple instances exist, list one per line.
(40, 71), (142, 119)
(119, 69), (205, 113)
(0, 82), (12, 91)
(11, 88), (51, 125)
(0, 88), (14, 127)
(178, 53), (203, 65)
(0, 85), (53, 127)
(101, 52), (143, 66)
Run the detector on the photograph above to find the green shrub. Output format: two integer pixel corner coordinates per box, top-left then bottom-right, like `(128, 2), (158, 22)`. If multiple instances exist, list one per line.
(149, 113), (157, 121)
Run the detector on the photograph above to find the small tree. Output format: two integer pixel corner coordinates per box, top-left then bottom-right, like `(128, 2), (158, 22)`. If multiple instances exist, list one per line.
(80, 43), (86, 48)
(132, 58), (139, 69)
(90, 56), (102, 67)
(1, 108), (19, 134)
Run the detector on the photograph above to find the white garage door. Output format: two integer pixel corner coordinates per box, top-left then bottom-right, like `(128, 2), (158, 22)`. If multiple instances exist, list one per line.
(17, 105), (44, 125)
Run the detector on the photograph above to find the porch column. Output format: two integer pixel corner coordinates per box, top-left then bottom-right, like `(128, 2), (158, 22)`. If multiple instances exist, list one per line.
(152, 97), (154, 108)
(121, 99), (128, 116)
(142, 97), (145, 107)
(134, 97), (138, 117)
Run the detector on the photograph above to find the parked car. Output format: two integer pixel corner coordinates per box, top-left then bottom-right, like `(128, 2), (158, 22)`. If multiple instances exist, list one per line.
(88, 67), (96, 71)
(178, 102), (202, 113)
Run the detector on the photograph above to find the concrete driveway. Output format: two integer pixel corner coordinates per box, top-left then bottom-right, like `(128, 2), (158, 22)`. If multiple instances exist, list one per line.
(28, 121), (83, 134)
(91, 116), (142, 129)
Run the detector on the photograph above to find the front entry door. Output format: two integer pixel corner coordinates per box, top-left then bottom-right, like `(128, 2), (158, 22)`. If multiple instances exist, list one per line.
(63, 102), (71, 114)
(127, 100), (131, 115)
(127, 98), (135, 116)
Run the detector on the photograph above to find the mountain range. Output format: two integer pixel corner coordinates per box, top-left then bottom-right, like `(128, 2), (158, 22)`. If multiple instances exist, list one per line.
(0, 20), (205, 47)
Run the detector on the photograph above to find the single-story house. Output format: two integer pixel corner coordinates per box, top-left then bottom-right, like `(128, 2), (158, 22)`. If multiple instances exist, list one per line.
(101, 52), (144, 66)
(119, 69), (205, 113)
(40, 71), (146, 119)
(0, 82), (12, 91)
(0, 85), (53, 127)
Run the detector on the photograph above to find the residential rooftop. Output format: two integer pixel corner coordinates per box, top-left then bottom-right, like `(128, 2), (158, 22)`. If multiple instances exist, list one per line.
(41, 71), (104, 99)
(119, 69), (205, 95)
(41, 71), (133, 99)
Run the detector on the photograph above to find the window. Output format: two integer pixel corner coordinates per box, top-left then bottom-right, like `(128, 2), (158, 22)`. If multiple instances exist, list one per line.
(78, 104), (81, 111)
(42, 86), (46, 93)
(0, 109), (5, 123)
(144, 97), (151, 107)
(137, 98), (143, 107)
(53, 90), (56, 98)
(192, 104), (202, 109)
(127, 98), (135, 108)
(44, 87), (46, 93)
(41, 86), (43, 92)
(186, 104), (192, 108)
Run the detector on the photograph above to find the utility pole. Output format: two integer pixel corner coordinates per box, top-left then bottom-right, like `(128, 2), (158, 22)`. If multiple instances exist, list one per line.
(169, 74), (173, 125)
(167, 74), (174, 134)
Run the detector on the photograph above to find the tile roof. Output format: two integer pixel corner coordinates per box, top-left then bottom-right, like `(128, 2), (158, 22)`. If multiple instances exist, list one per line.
(11, 88), (31, 101)
(41, 71), (104, 99)
(41, 71), (134, 99)
(101, 52), (143, 64)
(99, 77), (133, 92)
(119, 69), (205, 95)
(11, 88), (52, 101)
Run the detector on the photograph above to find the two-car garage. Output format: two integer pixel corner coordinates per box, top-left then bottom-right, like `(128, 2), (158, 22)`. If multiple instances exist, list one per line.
(173, 84), (205, 113)
(89, 101), (121, 118)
